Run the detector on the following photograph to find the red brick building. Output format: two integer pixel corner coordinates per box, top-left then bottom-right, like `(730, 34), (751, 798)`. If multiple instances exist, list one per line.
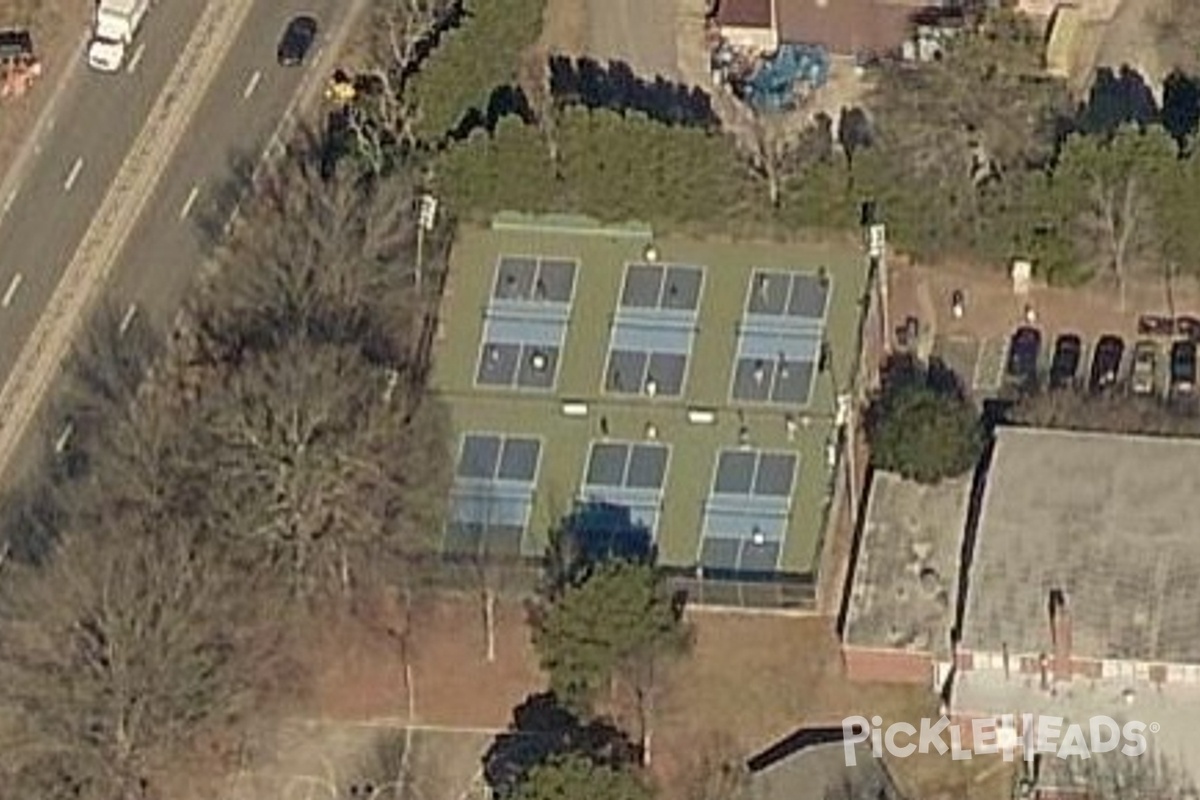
(714, 0), (919, 56)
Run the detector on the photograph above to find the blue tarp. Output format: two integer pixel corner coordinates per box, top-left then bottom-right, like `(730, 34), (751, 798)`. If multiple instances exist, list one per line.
(744, 44), (830, 112)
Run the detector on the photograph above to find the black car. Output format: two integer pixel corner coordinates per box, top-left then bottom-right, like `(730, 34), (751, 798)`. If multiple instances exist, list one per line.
(1006, 326), (1041, 387)
(1088, 335), (1124, 392)
(277, 15), (318, 66)
(0, 29), (34, 62)
(1171, 340), (1197, 395)
(1048, 333), (1082, 390)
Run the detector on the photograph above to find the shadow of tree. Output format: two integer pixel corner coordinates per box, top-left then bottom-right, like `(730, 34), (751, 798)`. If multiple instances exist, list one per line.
(548, 56), (719, 129)
(482, 692), (640, 797)
(192, 148), (259, 254)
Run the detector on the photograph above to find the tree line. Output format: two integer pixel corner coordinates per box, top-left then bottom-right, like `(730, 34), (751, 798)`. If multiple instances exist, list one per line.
(0, 125), (451, 800)
(399, 6), (1200, 294)
(4, 1), (1200, 798)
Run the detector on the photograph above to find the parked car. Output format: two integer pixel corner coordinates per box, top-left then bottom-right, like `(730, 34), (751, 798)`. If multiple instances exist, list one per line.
(1006, 326), (1041, 388)
(1178, 315), (1200, 341)
(1088, 335), (1124, 392)
(1130, 340), (1158, 396)
(1048, 334), (1082, 390)
(277, 15), (318, 66)
(1171, 340), (1197, 396)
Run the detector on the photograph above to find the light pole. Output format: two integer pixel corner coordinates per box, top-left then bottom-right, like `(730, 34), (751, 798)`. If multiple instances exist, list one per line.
(867, 222), (888, 357)
(415, 194), (438, 292)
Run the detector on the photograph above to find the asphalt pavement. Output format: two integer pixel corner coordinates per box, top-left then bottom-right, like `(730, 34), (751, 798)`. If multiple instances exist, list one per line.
(108, 0), (350, 333)
(0, 0), (358, 484)
(0, 0), (208, 383)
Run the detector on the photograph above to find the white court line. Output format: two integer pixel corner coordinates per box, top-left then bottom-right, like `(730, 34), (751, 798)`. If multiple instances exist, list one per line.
(1, 274), (22, 308)
(242, 70), (261, 99)
(119, 303), (138, 335)
(179, 184), (200, 219)
(63, 157), (83, 192)
(126, 42), (146, 73)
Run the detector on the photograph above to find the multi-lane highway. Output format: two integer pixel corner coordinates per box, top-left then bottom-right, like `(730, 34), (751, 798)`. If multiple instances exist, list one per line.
(0, 0), (364, 481)
(109, 0), (358, 332)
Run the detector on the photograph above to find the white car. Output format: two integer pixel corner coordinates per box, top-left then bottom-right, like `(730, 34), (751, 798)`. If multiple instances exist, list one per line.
(1130, 341), (1157, 396)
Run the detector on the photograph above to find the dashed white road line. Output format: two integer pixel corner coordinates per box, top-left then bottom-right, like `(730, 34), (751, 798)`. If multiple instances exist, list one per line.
(242, 69), (261, 99)
(0, 190), (15, 220)
(126, 42), (146, 73)
(54, 421), (73, 453)
(178, 184), (200, 219)
(119, 303), (138, 335)
(63, 157), (83, 192)
(1, 274), (22, 308)
(45, 114), (57, 133)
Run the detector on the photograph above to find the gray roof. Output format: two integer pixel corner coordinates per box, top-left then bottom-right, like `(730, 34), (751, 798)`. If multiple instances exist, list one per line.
(751, 744), (899, 800)
(843, 472), (970, 657)
(962, 427), (1200, 664)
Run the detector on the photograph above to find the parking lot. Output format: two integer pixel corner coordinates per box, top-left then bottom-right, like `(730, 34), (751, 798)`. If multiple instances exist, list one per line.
(889, 257), (1200, 403)
(976, 322), (1199, 400)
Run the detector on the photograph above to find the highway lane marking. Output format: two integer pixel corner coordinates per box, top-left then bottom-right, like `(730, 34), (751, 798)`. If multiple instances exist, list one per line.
(0, 189), (15, 219)
(0, 0), (261, 485)
(179, 184), (200, 219)
(54, 421), (73, 453)
(127, 42), (146, 73)
(1, 274), (22, 308)
(119, 303), (138, 335)
(243, 70), (261, 99)
(63, 157), (84, 192)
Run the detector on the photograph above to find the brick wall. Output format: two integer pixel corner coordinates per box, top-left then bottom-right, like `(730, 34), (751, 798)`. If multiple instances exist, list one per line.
(843, 646), (934, 684)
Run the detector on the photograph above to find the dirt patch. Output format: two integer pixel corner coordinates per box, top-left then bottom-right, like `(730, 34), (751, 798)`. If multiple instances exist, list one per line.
(1092, 0), (1174, 94)
(649, 613), (931, 781)
(283, 591), (1017, 799)
(305, 592), (542, 729)
(888, 255), (1200, 348)
(226, 720), (493, 800)
(583, 0), (679, 80)
(539, 0), (587, 56)
(0, 1), (89, 179)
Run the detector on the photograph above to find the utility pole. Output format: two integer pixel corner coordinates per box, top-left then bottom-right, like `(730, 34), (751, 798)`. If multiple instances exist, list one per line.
(415, 193), (438, 291)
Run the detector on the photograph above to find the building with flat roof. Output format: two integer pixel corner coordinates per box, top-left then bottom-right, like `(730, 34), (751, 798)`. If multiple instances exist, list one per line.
(841, 472), (970, 684)
(714, 0), (919, 56)
(947, 427), (1200, 780)
(430, 214), (870, 607)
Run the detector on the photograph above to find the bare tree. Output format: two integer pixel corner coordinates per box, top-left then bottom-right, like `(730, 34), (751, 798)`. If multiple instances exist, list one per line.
(196, 129), (430, 370)
(189, 338), (450, 599)
(1054, 126), (1176, 308)
(341, 0), (458, 161)
(745, 111), (834, 208)
(1020, 750), (1199, 799)
(0, 515), (287, 800)
(1008, 386), (1200, 438)
(50, 304), (204, 530)
(363, 0), (456, 79)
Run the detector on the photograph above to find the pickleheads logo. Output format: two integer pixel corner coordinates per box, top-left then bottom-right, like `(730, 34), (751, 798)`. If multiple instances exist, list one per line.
(841, 715), (1156, 766)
